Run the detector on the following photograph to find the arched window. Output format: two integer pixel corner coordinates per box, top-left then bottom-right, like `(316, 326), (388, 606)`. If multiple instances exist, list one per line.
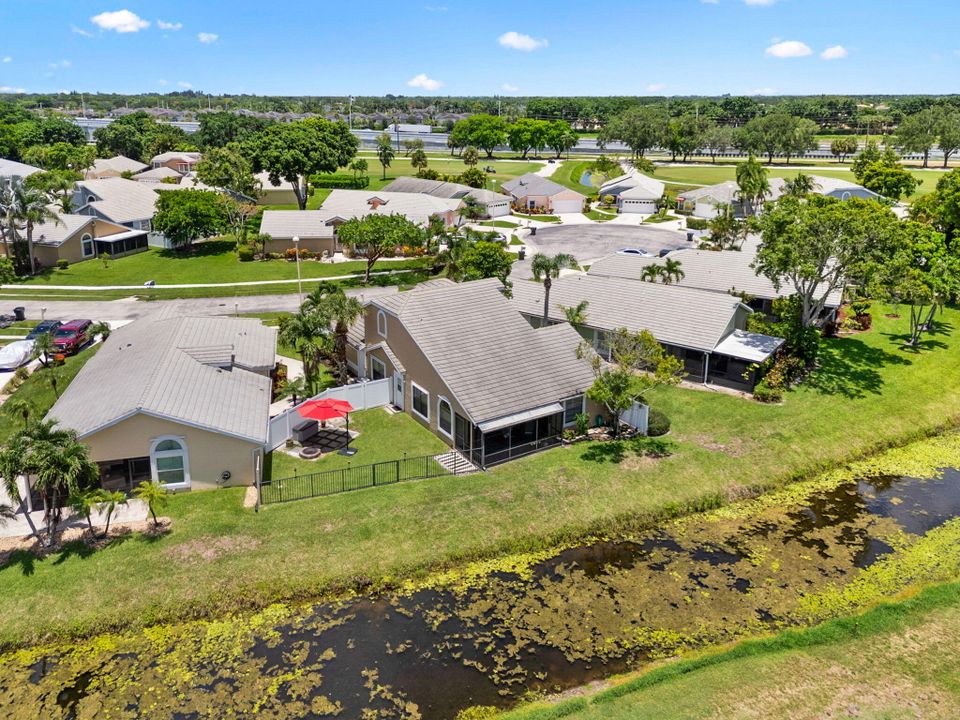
(80, 233), (94, 258)
(377, 310), (387, 337)
(150, 436), (190, 489)
(437, 397), (453, 437)
(87, 194), (97, 205)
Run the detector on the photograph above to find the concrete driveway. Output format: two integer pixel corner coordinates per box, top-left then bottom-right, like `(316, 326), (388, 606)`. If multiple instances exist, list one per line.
(512, 223), (691, 278)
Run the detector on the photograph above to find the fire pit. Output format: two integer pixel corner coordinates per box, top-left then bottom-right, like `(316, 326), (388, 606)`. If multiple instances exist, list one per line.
(298, 446), (323, 460)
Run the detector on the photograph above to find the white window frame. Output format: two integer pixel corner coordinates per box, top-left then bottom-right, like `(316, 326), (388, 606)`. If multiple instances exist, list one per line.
(80, 232), (95, 258)
(411, 381), (430, 422)
(369, 355), (386, 381)
(562, 395), (585, 427)
(149, 435), (191, 490)
(376, 310), (388, 338)
(437, 396), (453, 438)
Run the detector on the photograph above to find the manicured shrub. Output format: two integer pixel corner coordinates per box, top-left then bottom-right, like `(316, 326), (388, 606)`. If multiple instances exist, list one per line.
(647, 408), (671, 436)
(237, 246), (255, 262)
(686, 217), (709, 230)
(575, 411), (590, 437)
(56, 259), (69, 270)
(753, 379), (783, 403)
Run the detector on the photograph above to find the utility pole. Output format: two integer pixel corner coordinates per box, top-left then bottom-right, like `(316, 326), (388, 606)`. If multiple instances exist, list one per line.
(349, 95), (354, 129)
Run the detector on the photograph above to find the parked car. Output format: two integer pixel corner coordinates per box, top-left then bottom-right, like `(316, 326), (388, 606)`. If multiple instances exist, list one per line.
(617, 248), (651, 257)
(52, 319), (92, 355)
(0, 340), (34, 371)
(26, 320), (63, 341)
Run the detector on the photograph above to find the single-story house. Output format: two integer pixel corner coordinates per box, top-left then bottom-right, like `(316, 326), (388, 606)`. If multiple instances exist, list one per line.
(318, 189), (464, 228)
(26, 215), (149, 266)
(258, 210), (338, 255)
(72, 178), (165, 246)
(254, 170), (299, 206)
(382, 176), (512, 218)
(808, 175), (883, 201)
(132, 166), (184, 184)
(85, 155), (149, 179)
(587, 248), (843, 317)
(47, 315), (277, 493)
(675, 179), (788, 219)
(150, 151), (202, 173)
(0, 158), (42, 178)
(349, 278), (599, 466)
(598, 173), (666, 214)
(501, 173), (586, 214)
(511, 274), (784, 392)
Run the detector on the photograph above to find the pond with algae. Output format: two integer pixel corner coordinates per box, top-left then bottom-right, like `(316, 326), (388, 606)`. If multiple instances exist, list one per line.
(3, 436), (960, 719)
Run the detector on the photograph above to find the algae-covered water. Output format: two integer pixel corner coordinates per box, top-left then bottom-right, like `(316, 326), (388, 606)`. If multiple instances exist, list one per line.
(2, 461), (960, 718)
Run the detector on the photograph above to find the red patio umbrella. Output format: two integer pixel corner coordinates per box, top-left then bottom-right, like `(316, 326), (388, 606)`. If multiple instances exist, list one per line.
(297, 398), (357, 454)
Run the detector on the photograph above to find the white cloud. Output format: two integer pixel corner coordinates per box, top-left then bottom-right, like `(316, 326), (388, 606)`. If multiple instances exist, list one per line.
(502, 83), (520, 93)
(177, 81), (193, 89)
(701, 0), (719, 4)
(407, 73), (443, 91)
(0, 86), (26, 93)
(744, 0), (777, 5)
(1, 57), (10, 63)
(48, 60), (71, 69)
(197, 32), (219, 44)
(498, 31), (548, 52)
(749, 87), (777, 95)
(646, 82), (667, 92)
(71, 25), (95, 37)
(821, 45), (848, 60)
(424, 5), (448, 10)
(90, 9), (150, 33)
(765, 40), (812, 58)
(158, 20), (183, 31)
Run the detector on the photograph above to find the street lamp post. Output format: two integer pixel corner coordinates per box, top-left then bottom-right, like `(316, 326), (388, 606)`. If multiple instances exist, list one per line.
(293, 236), (303, 304)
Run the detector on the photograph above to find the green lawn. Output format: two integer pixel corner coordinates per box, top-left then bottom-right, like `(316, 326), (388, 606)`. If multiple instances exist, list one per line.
(513, 212), (561, 223)
(646, 165), (947, 200)
(265, 408), (448, 480)
(13, 240), (431, 288)
(3, 308), (960, 647)
(583, 209), (615, 222)
(504, 580), (960, 720)
(355, 153), (543, 192)
(479, 220), (521, 229)
(550, 160), (600, 194)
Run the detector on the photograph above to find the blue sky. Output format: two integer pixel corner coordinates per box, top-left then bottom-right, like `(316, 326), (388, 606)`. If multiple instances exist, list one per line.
(1, 0), (958, 97)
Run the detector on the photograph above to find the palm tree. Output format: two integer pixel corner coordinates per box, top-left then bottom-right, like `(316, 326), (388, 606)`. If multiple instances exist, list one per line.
(89, 322), (112, 343)
(531, 253), (580, 326)
(425, 215), (448, 254)
(319, 291), (364, 385)
(0, 177), (22, 265)
(69, 487), (102, 536)
(376, 133), (395, 180)
(18, 182), (61, 275)
(457, 196), (488, 223)
(735, 154), (770, 217)
(784, 172), (820, 198)
(133, 480), (168, 528)
(278, 310), (332, 395)
(96, 490), (127, 537)
(5, 397), (32, 428)
(0, 433), (40, 539)
(31, 333), (54, 368)
(436, 236), (471, 281)
(661, 259), (685, 285)
(31, 426), (98, 545)
(560, 300), (589, 330)
(640, 264), (665, 283)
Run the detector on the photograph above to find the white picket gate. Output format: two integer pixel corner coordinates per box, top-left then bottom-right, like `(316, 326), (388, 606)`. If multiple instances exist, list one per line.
(265, 378), (392, 451)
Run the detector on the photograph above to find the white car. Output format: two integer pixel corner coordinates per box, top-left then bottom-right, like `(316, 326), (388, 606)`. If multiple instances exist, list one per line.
(0, 340), (34, 371)
(617, 247), (651, 257)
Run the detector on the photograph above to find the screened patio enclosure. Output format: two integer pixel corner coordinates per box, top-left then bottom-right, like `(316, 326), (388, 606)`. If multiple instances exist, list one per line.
(454, 403), (565, 467)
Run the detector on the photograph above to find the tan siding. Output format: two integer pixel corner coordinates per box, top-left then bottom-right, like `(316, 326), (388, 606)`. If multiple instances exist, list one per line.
(258, 187), (300, 206)
(84, 413), (260, 491)
(263, 236), (336, 255)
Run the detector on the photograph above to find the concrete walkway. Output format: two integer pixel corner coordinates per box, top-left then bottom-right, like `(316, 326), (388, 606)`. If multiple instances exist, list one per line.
(0, 499), (148, 538)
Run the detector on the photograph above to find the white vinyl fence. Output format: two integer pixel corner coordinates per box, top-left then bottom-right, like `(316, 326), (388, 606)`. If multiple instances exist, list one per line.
(265, 378), (392, 451)
(622, 402), (649, 434)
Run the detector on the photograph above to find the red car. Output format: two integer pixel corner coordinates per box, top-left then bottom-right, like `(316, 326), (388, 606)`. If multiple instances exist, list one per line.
(52, 319), (92, 355)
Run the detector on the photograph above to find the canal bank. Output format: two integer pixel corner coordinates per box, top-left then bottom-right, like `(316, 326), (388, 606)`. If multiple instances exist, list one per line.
(2, 434), (960, 719)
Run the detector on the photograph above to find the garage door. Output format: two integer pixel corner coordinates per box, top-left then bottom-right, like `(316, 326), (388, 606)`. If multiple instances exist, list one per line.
(621, 199), (658, 214)
(551, 199), (583, 214)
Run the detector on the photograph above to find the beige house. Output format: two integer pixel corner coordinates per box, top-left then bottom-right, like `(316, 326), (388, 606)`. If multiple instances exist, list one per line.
(319, 189), (464, 228)
(501, 173), (586, 214)
(254, 171), (300, 206)
(150, 151), (202, 173)
(47, 316), (277, 493)
(258, 210), (338, 255)
(85, 155), (149, 179)
(132, 166), (184, 184)
(382, 177), (512, 218)
(26, 215), (149, 266)
(348, 279), (598, 466)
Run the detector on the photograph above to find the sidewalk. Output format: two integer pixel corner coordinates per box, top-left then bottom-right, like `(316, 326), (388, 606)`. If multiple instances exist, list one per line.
(0, 499), (148, 539)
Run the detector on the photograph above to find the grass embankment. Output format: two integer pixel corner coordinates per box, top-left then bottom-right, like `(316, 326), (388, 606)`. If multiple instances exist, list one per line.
(2, 308), (960, 647)
(549, 160), (599, 194)
(504, 580), (960, 720)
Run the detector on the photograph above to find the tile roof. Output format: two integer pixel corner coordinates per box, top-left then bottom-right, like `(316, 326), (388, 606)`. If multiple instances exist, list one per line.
(587, 248), (843, 306)
(382, 176), (510, 205)
(75, 178), (161, 223)
(677, 178), (788, 205)
(319, 189), (462, 225)
(501, 173), (584, 199)
(47, 316), (276, 443)
(259, 210), (336, 239)
(31, 215), (133, 247)
(600, 172), (665, 200)
(0, 158), (42, 178)
(89, 155), (149, 175)
(150, 151), (202, 164)
(371, 279), (594, 424)
(511, 274), (748, 353)
(133, 166), (183, 182)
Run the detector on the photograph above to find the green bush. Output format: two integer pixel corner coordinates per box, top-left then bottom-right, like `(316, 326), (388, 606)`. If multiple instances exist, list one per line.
(686, 217), (708, 230)
(237, 245), (255, 262)
(56, 259), (69, 270)
(647, 408), (671, 436)
(753, 379), (783, 403)
(575, 411), (590, 437)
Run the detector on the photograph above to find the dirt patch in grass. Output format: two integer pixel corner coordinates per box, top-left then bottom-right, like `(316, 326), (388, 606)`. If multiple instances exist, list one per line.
(164, 535), (261, 563)
(680, 433), (753, 457)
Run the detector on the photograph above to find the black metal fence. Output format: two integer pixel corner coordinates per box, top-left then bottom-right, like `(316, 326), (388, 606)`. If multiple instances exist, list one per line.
(259, 452), (468, 505)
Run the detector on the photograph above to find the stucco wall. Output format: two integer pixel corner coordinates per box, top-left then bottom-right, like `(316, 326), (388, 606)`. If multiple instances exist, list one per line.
(82, 412), (262, 491)
(263, 236), (336, 255)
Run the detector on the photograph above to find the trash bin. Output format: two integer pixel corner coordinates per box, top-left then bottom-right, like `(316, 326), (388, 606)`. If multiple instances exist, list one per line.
(530, 227), (537, 236)
(686, 231), (695, 242)
(13, 307), (25, 322)
(518, 248), (526, 260)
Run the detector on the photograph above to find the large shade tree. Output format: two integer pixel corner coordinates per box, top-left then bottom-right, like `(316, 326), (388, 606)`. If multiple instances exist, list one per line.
(152, 189), (228, 250)
(337, 213), (424, 283)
